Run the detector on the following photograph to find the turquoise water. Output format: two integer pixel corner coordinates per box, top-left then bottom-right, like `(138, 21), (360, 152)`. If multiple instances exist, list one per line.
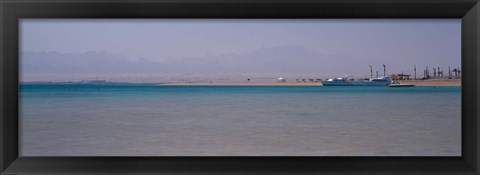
(20, 84), (461, 156)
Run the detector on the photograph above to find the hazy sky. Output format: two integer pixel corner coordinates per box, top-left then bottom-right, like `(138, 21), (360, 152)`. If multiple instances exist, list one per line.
(20, 19), (460, 82)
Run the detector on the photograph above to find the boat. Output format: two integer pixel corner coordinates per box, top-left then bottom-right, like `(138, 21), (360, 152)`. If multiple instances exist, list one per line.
(321, 76), (353, 86)
(388, 82), (415, 87)
(352, 76), (392, 86)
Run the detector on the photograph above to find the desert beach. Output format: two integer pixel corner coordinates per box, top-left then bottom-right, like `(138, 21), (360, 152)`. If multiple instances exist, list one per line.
(161, 79), (461, 86)
(161, 82), (322, 86)
(19, 19), (462, 157)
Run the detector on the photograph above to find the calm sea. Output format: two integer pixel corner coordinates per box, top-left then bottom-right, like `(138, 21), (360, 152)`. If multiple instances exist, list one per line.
(19, 84), (461, 156)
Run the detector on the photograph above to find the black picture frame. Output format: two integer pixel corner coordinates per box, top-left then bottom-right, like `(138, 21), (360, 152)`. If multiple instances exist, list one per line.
(1, 0), (479, 174)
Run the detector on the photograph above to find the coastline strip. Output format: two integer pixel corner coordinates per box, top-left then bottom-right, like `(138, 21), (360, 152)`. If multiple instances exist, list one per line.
(160, 82), (322, 86)
(399, 79), (461, 86)
(161, 79), (461, 86)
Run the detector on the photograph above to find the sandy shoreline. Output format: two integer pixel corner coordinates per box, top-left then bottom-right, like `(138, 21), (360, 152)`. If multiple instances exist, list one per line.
(161, 79), (461, 86)
(399, 79), (461, 86)
(161, 82), (322, 86)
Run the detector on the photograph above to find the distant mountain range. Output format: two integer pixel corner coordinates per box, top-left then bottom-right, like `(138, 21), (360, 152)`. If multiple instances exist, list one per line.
(21, 45), (397, 82)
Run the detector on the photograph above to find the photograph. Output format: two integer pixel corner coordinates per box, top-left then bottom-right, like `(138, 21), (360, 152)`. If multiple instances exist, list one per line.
(19, 19), (461, 156)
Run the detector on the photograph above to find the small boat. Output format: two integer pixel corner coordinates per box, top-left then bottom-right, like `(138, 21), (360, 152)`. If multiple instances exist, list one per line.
(388, 82), (415, 87)
(321, 76), (353, 86)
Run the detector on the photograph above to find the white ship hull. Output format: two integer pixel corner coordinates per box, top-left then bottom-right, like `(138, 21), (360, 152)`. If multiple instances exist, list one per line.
(352, 81), (390, 86)
(321, 81), (353, 86)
